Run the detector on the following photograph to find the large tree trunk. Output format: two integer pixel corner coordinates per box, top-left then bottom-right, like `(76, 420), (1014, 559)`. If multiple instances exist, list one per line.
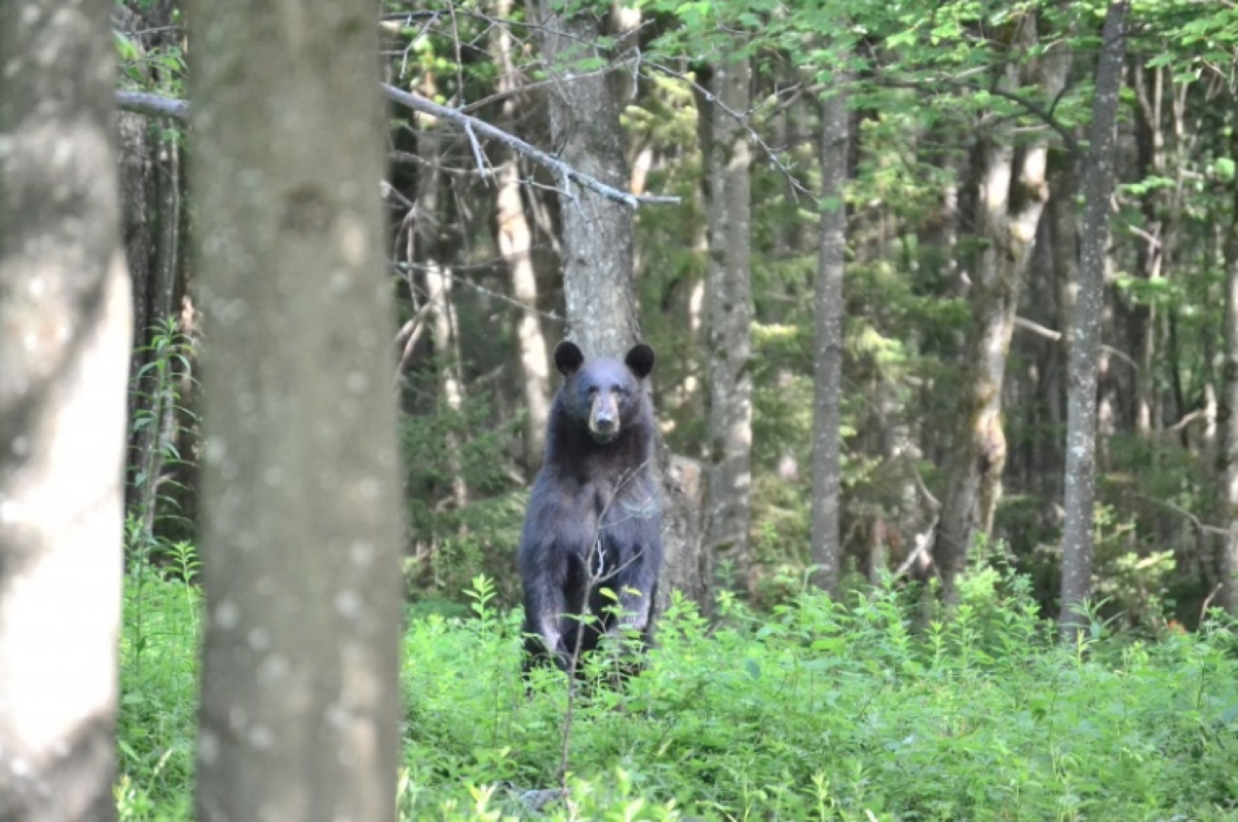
(535, 0), (638, 359)
(810, 82), (849, 597)
(702, 56), (755, 592)
(1060, 2), (1128, 638)
(0, 2), (132, 818)
(187, 3), (404, 819)
(934, 15), (1070, 604)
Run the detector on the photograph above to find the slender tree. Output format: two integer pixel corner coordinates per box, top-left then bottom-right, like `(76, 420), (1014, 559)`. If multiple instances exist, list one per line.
(1060, 2), (1129, 638)
(811, 78), (850, 597)
(1220, 92), (1238, 617)
(186, 3), (404, 819)
(492, 0), (552, 474)
(703, 54), (756, 591)
(0, 1), (132, 818)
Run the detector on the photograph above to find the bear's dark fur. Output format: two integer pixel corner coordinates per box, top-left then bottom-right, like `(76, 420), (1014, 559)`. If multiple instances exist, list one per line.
(518, 340), (663, 672)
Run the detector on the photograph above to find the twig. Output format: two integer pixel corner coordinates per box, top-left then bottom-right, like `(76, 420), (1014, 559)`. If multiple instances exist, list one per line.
(463, 123), (490, 182)
(1013, 315), (1062, 341)
(393, 300), (435, 380)
(642, 59), (814, 203)
(1012, 315), (1138, 371)
(1200, 583), (1224, 624)
(892, 517), (938, 581)
(391, 261), (563, 323)
(1131, 492), (1230, 537)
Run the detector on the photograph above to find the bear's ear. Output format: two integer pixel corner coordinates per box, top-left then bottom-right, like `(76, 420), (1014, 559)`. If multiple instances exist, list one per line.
(625, 343), (655, 380)
(554, 340), (585, 377)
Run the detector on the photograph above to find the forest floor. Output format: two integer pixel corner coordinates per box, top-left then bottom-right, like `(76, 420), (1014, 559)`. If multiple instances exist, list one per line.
(117, 566), (1238, 821)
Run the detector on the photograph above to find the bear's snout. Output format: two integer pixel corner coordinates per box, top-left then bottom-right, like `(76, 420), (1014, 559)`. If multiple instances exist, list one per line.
(589, 394), (620, 443)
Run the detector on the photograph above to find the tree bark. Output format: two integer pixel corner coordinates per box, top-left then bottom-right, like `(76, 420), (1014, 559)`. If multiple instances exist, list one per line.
(810, 82), (849, 597)
(934, 15), (1070, 604)
(535, 0), (639, 359)
(1060, 2), (1128, 638)
(493, 0), (551, 475)
(703, 55), (755, 591)
(416, 105), (469, 511)
(1220, 95), (1238, 617)
(186, 3), (404, 820)
(0, 1), (132, 818)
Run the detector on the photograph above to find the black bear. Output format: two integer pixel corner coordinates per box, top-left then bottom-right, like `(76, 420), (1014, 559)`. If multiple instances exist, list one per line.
(518, 340), (663, 672)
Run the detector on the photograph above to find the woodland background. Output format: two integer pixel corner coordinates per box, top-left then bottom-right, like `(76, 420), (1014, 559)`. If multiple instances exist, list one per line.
(6, 0), (1238, 818)
(120, 0), (1238, 628)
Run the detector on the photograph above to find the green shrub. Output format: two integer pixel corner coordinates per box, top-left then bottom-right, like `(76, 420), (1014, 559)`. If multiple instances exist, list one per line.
(118, 563), (1238, 820)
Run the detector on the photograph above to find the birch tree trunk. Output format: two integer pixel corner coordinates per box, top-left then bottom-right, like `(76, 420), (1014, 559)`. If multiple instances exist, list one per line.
(0, 1), (132, 817)
(187, 3), (404, 819)
(810, 82), (849, 597)
(934, 15), (1070, 604)
(703, 56), (755, 591)
(1060, 2), (1128, 638)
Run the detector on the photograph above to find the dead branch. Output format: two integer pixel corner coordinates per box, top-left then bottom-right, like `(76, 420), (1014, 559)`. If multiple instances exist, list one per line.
(115, 86), (682, 210)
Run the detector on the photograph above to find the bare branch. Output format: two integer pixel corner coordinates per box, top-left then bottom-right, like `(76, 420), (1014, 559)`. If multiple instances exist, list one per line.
(115, 86), (682, 209)
(116, 90), (190, 121)
(381, 84), (679, 208)
(643, 59), (815, 203)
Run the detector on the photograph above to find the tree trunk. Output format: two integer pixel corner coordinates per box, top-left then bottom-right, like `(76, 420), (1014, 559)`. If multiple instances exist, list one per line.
(1220, 94), (1238, 617)
(117, 6), (190, 544)
(535, 0), (639, 359)
(417, 108), (469, 511)
(810, 82), (849, 597)
(1060, 2), (1129, 638)
(492, 0), (551, 475)
(0, 1), (132, 818)
(934, 15), (1070, 604)
(703, 56), (755, 592)
(186, 3), (404, 819)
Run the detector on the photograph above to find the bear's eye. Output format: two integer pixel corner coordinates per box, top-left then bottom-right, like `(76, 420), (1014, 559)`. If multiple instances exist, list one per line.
(613, 385), (629, 397)
(586, 385), (598, 397)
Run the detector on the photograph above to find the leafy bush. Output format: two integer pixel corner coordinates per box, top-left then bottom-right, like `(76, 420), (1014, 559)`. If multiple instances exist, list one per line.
(118, 563), (1238, 820)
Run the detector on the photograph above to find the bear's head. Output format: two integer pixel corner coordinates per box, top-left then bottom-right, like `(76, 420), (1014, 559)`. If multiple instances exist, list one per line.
(554, 340), (655, 445)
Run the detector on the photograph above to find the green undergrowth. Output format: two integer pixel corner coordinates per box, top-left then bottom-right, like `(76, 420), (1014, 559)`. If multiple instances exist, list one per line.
(118, 566), (1238, 821)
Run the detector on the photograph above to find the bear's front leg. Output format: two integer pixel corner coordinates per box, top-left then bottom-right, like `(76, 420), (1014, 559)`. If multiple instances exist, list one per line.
(522, 581), (571, 671)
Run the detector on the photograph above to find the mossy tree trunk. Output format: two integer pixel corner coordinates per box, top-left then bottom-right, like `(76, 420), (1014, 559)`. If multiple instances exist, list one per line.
(934, 14), (1071, 604)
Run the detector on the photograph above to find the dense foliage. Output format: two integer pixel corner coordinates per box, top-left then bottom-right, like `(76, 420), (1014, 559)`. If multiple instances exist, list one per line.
(114, 0), (1238, 624)
(117, 563), (1238, 820)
